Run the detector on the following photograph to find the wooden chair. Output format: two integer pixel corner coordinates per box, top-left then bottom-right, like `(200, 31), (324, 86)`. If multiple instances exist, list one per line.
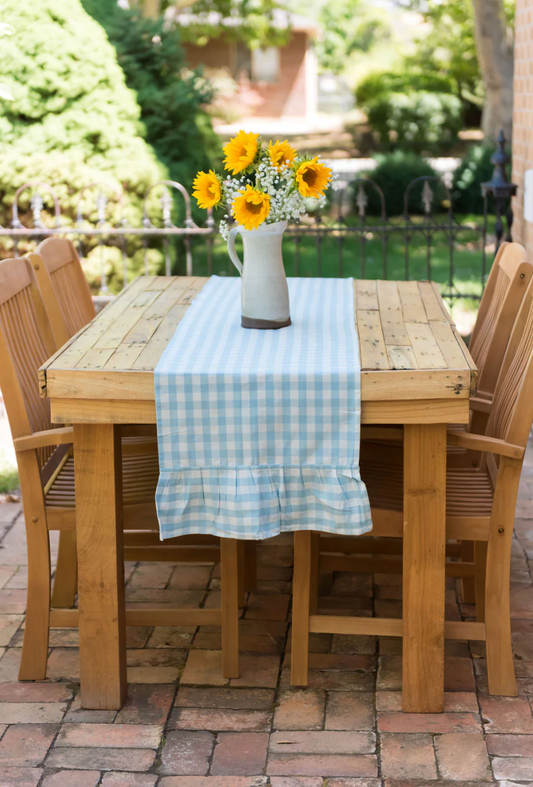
(358, 243), (533, 602)
(451, 242), (532, 600)
(32, 238), (257, 604)
(466, 241), (532, 427)
(0, 256), (240, 682)
(31, 237), (95, 346)
(292, 277), (533, 696)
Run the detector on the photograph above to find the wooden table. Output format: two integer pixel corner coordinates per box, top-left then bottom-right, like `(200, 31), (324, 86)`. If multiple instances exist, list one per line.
(40, 276), (476, 711)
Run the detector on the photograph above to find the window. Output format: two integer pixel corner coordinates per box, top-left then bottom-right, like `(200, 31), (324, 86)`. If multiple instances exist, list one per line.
(251, 47), (280, 83)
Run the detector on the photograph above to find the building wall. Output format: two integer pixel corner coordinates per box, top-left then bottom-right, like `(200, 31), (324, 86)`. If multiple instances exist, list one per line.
(183, 32), (310, 118)
(512, 0), (533, 255)
(256, 32), (308, 117)
(184, 38), (233, 71)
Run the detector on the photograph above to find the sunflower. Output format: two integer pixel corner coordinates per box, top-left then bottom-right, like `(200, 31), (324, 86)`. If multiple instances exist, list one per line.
(268, 139), (297, 170)
(295, 157), (332, 198)
(192, 170), (222, 209)
(232, 185), (270, 231)
(223, 130), (260, 175)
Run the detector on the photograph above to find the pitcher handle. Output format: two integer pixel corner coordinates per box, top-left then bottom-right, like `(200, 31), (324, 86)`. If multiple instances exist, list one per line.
(227, 226), (243, 275)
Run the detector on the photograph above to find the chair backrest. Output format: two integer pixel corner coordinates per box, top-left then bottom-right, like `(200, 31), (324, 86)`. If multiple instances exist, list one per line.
(32, 237), (95, 346)
(469, 243), (533, 398)
(486, 277), (533, 451)
(0, 257), (57, 467)
(469, 242), (508, 350)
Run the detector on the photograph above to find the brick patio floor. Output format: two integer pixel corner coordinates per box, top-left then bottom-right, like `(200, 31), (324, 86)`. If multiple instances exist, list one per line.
(0, 442), (532, 786)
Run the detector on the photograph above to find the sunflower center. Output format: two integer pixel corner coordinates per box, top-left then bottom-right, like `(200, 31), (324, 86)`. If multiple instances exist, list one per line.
(303, 168), (317, 187)
(245, 200), (263, 215)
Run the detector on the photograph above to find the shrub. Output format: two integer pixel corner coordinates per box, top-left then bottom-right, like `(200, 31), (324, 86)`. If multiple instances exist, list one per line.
(355, 70), (454, 108)
(356, 152), (437, 217)
(82, 0), (222, 196)
(452, 144), (500, 214)
(0, 0), (165, 290)
(366, 91), (463, 155)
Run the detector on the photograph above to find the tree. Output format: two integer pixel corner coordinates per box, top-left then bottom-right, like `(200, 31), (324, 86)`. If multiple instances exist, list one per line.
(82, 0), (221, 191)
(400, 0), (514, 141)
(402, 0), (481, 108)
(160, 0), (288, 48)
(314, 0), (390, 75)
(471, 0), (514, 142)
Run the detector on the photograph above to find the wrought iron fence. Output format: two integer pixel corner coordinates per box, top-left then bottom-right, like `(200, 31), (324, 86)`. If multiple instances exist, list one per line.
(0, 167), (510, 303)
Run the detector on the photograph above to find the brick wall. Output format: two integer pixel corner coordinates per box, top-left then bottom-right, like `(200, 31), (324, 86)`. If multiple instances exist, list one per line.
(254, 32), (308, 117)
(184, 38), (232, 71)
(184, 32), (309, 118)
(512, 0), (533, 255)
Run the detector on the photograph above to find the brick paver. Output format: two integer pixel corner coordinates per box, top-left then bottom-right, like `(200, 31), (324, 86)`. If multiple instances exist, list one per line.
(0, 435), (532, 783)
(380, 733), (437, 779)
(273, 690), (325, 730)
(434, 732), (492, 780)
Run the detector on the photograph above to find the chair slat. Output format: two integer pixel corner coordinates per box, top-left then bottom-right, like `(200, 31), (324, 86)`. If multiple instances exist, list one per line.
(34, 238), (96, 346)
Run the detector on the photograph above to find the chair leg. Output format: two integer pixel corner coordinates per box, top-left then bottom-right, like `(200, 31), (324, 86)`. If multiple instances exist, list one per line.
(51, 531), (78, 608)
(237, 541), (246, 608)
(243, 541), (257, 593)
(309, 532), (319, 615)
(461, 541), (476, 603)
(19, 517), (51, 681)
(474, 541), (488, 623)
(485, 485), (517, 696)
(291, 530), (312, 686)
(221, 538), (240, 678)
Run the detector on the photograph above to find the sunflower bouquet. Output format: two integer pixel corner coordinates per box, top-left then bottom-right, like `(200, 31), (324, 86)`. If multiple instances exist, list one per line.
(192, 130), (335, 239)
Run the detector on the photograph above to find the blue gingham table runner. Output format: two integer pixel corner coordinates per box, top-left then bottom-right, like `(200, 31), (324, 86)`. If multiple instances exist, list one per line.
(154, 276), (372, 540)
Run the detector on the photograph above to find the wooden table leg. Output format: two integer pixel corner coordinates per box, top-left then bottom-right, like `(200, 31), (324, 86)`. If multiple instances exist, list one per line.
(221, 537), (240, 678)
(403, 423), (447, 712)
(291, 530), (312, 686)
(74, 423), (126, 709)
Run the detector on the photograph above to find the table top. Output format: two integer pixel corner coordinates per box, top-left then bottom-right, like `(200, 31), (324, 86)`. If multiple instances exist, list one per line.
(40, 276), (476, 425)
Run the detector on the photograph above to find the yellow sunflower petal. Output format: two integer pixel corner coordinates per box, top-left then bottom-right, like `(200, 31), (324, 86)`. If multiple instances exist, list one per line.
(268, 139), (297, 170)
(223, 130), (260, 175)
(192, 170), (222, 209)
(232, 185), (270, 231)
(295, 157), (332, 198)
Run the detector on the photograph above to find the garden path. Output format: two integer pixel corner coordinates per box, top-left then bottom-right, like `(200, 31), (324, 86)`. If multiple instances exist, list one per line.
(0, 439), (532, 785)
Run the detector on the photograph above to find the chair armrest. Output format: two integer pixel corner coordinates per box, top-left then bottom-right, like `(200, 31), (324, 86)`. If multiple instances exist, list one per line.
(14, 426), (74, 453)
(447, 430), (524, 460)
(469, 397), (492, 414)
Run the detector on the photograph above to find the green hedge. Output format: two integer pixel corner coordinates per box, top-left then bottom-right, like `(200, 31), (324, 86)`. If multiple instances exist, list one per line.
(366, 91), (463, 155)
(82, 0), (222, 195)
(452, 145), (499, 214)
(355, 70), (455, 108)
(0, 0), (165, 290)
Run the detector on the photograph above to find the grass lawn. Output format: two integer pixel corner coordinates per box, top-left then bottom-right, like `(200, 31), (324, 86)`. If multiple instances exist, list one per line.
(0, 461), (18, 494)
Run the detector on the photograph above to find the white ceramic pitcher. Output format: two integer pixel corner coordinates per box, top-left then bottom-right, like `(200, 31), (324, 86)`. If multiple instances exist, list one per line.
(227, 220), (291, 329)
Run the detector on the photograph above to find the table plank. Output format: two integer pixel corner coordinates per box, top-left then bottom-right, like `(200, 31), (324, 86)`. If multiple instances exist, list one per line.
(357, 309), (390, 370)
(419, 281), (449, 322)
(387, 345), (418, 370)
(405, 323), (448, 369)
(430, 321), (472, 369)
(398, 281), (427, 324)
(41, 276), (477, 405)
(378, 281), (411, 347)
(355, 279), (379, 311)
